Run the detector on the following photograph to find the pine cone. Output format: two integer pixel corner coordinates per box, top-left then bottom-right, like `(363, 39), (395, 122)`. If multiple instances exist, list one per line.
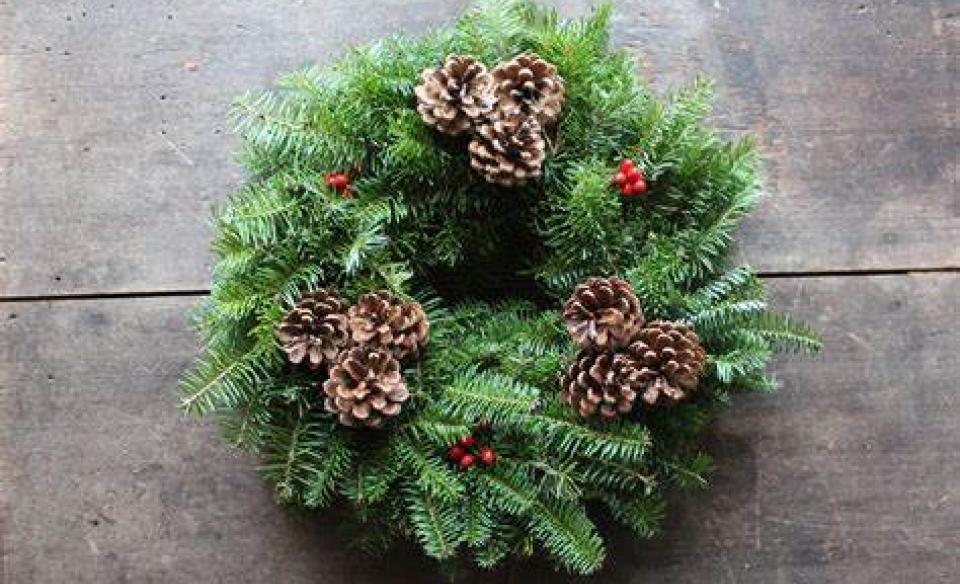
(561, 350), (642, 420)
(415, 55), (495, 136)
(563, 277), (644, 351)
(491, 53), (565, 126)
(626, 320), (707, 406)
(323, 347), (410, 428)
(468, 112), (545, 186)
(348, 291), (429, 359)
(276, 288), (351, 368)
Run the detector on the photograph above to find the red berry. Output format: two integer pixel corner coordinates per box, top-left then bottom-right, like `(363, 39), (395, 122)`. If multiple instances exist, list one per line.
(459, 454), (476, 470)
(448, 446), (466, 462)
(613, 172), (628, 186)
(626, 168), (643, 183)
(619, 159), (635, 173)
(330, 174), (349, 190)
(633, 179), (648, 194)
(460, 435), (478, 449)
(479, 447), (496, 466)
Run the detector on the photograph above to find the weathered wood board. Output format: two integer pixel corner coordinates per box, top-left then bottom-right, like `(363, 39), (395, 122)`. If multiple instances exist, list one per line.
(3, 274), (957, 583)
(0, 0), (471, 298)
(2, 0), (957, 297)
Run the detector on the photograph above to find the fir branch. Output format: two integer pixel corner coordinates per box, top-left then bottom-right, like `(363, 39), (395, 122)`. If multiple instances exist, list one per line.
(437, 369), (540, 426)
(179, 344), (281, 415)
(404, 484), (465, 560)
(258, 414), (327, 504)
(528, 409), (650, 463)
(304, 430), (354, 508)
(456, 0), (530, 61)
(403, 416), (472, 447)
(741, 312), (823, 353)
(527, 498), (605, 574)
(602, 492), (666, 538)
(480, 463), (605, 574)
(463, 488), (497, 548)
(666, 451), (714, 491)
(343, 459), (398, 506)
(709, 344), (772, 385)
(394, 438), (465, 503)
(690, 299), (768, 332)
(575, 457), (656, 492)
(473, 525), (523, 568)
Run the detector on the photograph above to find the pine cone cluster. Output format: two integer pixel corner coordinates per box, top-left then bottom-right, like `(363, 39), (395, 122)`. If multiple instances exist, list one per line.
(415, 52), (564, 187)
(559, 277), (707, 421)
(277, 288), (429, 428)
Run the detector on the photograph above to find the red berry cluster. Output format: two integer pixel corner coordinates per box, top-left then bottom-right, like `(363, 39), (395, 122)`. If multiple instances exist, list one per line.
(613, 159), (647, 197)
(324, 172), (352, 197)
(447, 425), (497, 471)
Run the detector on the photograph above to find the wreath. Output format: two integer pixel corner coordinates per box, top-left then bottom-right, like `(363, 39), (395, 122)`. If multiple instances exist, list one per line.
(180, 0), (820, 576)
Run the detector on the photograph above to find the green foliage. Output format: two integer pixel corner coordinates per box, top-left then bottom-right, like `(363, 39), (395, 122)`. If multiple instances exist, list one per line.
(405, 484), (466, 559)
(180, 0), (819, 576)
(603, 492), (666, 537)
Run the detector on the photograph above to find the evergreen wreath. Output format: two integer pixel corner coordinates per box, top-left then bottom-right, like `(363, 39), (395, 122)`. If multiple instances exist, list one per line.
(180, 0), (820, 576)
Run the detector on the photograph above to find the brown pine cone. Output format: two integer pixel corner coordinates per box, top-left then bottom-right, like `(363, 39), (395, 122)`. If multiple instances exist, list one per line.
(415, 54), (495, 136)
(626, 320), (707, 406)
(348, 291), (429, 359)
(491, 53), (565, 126)
(276, 288), (351, 369)
(563, 277), (644, 352)
(468, 112), (545, 186)
(323, 347), (409, 428)
(561, 350), (642, 420)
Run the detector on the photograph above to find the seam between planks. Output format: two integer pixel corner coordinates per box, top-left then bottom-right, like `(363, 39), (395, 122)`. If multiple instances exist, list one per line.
(0, 289), (210, 303)
(758, 266), (960, 279)
(0, 268), (958, 304)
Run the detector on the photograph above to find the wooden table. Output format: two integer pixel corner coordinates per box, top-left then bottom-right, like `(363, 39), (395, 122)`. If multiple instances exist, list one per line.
(2, 1), (957, 582)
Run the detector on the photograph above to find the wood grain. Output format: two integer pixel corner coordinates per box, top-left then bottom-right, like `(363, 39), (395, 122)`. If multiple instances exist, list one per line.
(617, 0), (959, 273)
(2, 0), (956, 296)
(2, 274), (957, 583)
(0, 0), (472, 297)
(603, 273), (960, 583)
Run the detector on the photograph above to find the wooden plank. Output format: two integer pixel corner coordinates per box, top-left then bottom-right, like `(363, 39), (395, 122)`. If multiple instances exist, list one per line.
(727, 1), (958, 273)
(603, 273), (960, 583)
(2, 1), (957, 297)
(616, 0), (959, 273)
(0, 0), (473, 298)
(2, 274), (958, 582)
(0, 295), (433, 583)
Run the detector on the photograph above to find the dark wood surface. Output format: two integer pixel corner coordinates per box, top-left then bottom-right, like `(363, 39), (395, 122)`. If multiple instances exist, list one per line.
(3, 277), (957, 583)
(1, 0), (957, 297)
(1, 1), (957, 583)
